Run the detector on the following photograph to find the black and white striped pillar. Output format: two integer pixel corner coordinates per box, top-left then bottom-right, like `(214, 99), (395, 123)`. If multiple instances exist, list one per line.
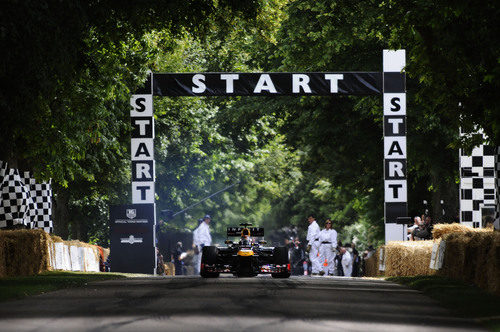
(383, 50), (407, 242)
(130, 74), (155, 205)
(494, 147), (500, 230)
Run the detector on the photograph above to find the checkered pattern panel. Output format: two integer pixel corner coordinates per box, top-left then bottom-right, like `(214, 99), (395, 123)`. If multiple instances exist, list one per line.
(460, 145), (496, 228)
(21, 171), (53, 233)
(0, 168), (33, 229)
(0, 163), (53, 233)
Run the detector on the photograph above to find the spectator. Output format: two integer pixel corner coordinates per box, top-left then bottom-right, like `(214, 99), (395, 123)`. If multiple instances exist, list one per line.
(407, 216), (420, 240)
(156, 248), (165, 276)
(290, 238), (305, 276)
(424, 215), (434, 233)
(351, 242), (360, 277)
(365, 245), (375, 259)
(173, 241), (184, 276)
(334, 241), (344, 276)
(411, 218), (431, 240)
(341, 246), (353, 277)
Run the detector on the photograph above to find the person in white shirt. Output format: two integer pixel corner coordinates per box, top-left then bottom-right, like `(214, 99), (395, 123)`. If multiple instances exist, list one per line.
(341, 246), (353, 277)
(306, 215), (321, 275)
(318, 219), (338, 276)
(193, 214), (212, 275)
(407, 216), (420, 240)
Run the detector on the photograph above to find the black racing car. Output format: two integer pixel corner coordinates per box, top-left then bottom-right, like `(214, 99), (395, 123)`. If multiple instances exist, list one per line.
(200, 223), (290, 278)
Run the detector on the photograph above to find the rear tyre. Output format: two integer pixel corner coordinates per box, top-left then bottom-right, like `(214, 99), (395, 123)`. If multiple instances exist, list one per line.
(271, 246), (291, 278)
(200, 246), (219, 278)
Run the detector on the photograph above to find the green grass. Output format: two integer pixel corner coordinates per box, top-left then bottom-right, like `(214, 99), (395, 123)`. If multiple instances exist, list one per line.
(0, 271), (128, 302)
(388, 276), (500, 331)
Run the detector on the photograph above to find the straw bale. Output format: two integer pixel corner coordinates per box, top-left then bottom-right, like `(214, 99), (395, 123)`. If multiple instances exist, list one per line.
(438, 232), (473, 281)
(432, 223), (492, 239)
(164, 262), (175, 276)
(472, 232), (497, 291)
(384, 240), (436, 277)
(485, 232), (500, 295)
(50, 234), (64, 243)
(363, 251), (379, 277)
(0, 229), (52, 277)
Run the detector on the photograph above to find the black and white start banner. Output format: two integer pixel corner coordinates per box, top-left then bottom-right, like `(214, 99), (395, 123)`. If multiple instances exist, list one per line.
(150, 72), (384, 96)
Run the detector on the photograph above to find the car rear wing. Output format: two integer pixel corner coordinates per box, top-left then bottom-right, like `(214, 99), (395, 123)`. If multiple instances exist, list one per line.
(227, 227), (264, 237)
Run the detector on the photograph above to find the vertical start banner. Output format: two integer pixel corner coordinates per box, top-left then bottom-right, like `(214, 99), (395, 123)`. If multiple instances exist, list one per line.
(383, 50), (407, 242)
(130, 93), (155, 204)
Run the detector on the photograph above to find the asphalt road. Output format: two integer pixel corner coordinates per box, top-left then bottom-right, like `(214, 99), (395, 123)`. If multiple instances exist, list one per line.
(0, 276), (486, 332)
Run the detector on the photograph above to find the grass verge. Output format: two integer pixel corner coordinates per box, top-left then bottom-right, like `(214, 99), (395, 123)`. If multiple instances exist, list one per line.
(388, 276), (500, 331)
(0, 271), (128, 302)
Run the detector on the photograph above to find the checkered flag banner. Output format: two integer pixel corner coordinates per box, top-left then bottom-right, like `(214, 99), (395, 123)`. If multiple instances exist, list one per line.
(21, 171), (53, 233)
(494, 147), (500, 230)
(0, 161), (53, 233)
(0, 167), (33, 229)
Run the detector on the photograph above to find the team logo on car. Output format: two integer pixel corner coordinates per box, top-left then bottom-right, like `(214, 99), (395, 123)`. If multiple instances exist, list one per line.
(126, 209), (137, 219)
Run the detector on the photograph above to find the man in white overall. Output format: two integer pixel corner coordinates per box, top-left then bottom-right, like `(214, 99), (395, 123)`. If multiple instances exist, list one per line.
(193, 215), (212, 275)
(341, 246), (353, 277)
(306, 215), (321, 275)
(318, 219), (338, 276)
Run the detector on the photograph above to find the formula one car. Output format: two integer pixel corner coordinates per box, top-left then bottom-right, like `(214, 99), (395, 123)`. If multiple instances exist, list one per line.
(200, 223), (290, 278)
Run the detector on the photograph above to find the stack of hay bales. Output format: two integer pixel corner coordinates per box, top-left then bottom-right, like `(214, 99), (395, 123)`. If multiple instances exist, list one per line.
(436, 226), (499, 295)
(0, 229), (106, 277)
(0, 229), (51, 277)
(364, 223), (499, 295)
(432, 223), (492, 240)
(383, 240), (437, 277)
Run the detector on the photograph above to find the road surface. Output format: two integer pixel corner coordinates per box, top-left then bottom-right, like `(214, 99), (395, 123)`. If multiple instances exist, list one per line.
(0, 276), (485, 331)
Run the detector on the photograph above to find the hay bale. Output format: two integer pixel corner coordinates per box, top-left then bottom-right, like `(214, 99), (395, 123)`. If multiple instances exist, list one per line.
(164, 262), (175, 276)
(363, 251), (379, 277)
(433, 223), (492, 239)
(384, 240), (436, 277)
(438, 232), (473, 281)
(473, 232), (496, 291)
(50, 234), (64, 243)
(486, 232), (500, 295)
(0, 229), (52, 277)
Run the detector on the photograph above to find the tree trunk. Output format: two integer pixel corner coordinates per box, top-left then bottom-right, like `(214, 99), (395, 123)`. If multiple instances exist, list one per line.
(53, 185), (70, 239)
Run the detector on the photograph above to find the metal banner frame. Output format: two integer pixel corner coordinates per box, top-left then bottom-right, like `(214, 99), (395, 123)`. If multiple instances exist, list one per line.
(119, 49), (408, 274)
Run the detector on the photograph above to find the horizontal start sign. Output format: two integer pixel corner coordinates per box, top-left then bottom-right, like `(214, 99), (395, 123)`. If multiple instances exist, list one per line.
(148, 72), (385, 96)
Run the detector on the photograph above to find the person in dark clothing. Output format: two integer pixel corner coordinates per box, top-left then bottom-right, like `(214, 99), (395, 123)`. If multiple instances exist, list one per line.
(156, 248), (165, 275)
(289, 238), (305, 276)
(351, 243), (360, 277)
(173, 241), (184, 275)
(411, 218), (431, 240)
(334, 244), (344, 276)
